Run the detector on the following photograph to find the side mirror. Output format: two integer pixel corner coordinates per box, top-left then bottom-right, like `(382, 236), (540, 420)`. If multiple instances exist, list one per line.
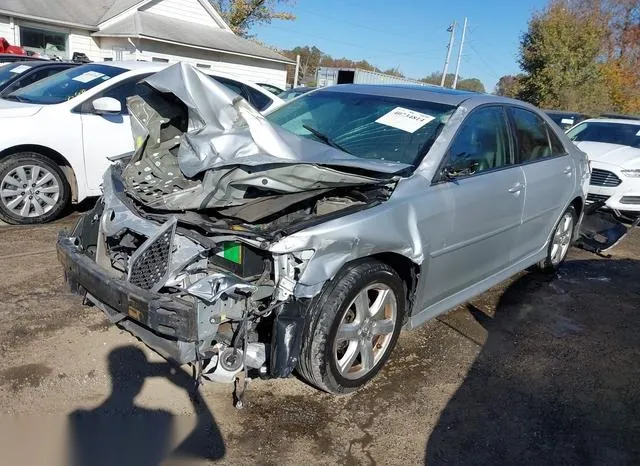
(91, 97), (121, 115)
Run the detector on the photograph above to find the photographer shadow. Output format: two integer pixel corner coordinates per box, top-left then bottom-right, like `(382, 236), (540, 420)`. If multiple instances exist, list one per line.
(69, 345), (225, 466)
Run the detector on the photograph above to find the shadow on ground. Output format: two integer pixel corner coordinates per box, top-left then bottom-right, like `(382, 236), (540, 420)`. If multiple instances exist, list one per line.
(425, 259), (640, 465)
(68, 346), (225, 466)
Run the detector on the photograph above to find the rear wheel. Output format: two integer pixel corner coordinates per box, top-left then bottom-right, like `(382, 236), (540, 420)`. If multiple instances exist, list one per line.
(0, 153), (70, 225)
(538, 206), (576, 272)
(298, 260), (405, 394)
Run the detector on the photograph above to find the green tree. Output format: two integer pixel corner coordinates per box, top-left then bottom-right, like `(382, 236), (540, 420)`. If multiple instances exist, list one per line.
(382, 66), (405, 77)
(209, 0), (295, 37)
(282, 45), (324, 85)
(517, 0), (609, 112)
(494, 74), (526, 97)
(457, 78), (486, 93)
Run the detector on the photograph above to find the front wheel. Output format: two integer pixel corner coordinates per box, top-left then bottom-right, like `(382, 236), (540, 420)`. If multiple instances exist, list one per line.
(298, 260), (405, 394)
(538, 205), (577, 272)
(0, 153), (70, 225)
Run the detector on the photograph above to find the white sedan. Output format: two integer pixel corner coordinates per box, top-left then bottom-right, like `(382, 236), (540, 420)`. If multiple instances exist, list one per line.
(567, 117), (640, 218)
(0, 61), (283, 224)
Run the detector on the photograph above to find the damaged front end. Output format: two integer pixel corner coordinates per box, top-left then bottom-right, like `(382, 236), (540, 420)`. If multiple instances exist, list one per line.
(57, 63), (400, 385)
(577, 201), (640, 253)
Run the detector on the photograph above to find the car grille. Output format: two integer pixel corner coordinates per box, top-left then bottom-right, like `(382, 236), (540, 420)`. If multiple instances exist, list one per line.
(590, 169), (621, 187)
(586, 193), (611, 204)
(620, 196), (640, 205)
(128, 221), (176, 290)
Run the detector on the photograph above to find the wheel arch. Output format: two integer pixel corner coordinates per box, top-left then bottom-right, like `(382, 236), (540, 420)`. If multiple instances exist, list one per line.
(359, 252), (421, 320)
(0, 145), (78, 203)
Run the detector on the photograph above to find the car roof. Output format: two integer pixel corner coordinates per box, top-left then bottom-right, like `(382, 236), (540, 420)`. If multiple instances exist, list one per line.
(581, 117), (640, 126)
(2, 60), (78, 68)
(317, 83), (527, 108)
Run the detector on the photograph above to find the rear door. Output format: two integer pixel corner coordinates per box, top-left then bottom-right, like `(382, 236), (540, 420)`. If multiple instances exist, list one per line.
(422, 105), (526, 306)
(507, 106), (575, 262)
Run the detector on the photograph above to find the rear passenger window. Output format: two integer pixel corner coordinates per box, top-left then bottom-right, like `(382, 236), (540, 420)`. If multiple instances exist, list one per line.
(446, 106), (512, 176)
(510, 107), (553, 162)
(548, 126), (567, 155)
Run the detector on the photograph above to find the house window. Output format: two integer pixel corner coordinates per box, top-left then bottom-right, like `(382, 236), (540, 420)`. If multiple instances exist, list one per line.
(20, 26), (67, 58)
(152, 57), (169, 63)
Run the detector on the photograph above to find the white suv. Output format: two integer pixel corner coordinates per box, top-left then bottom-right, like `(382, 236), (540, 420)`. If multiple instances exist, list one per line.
(567, 118), (640, 218)
(0, 61), (282, 224)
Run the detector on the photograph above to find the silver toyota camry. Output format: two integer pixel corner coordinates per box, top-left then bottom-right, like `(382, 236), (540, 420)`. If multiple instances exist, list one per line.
(58, 63), (589, 395)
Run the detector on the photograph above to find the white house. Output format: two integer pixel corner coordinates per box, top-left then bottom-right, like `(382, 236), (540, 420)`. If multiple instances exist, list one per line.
(0, 0), (292, 87)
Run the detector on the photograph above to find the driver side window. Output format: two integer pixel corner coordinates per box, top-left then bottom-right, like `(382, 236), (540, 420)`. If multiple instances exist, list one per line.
(446, 106), (511, 177)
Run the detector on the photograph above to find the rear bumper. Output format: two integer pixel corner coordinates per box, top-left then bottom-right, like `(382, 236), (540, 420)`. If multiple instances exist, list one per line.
(57, 232), (199, 364)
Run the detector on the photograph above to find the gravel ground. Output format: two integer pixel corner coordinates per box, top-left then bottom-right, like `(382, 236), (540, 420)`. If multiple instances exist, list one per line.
(0, 212), (638, 465)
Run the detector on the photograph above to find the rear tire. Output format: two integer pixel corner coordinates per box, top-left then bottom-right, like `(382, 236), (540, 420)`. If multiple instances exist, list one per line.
(537, 205), (577, 272)
(298, 259), (405, 394)
(0, 153), (70, 225)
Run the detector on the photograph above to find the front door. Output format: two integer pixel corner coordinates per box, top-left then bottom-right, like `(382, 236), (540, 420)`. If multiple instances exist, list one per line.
(507, 106), (576, 262)
(421, 106), (526, 307)
(80, 75), (151, 192)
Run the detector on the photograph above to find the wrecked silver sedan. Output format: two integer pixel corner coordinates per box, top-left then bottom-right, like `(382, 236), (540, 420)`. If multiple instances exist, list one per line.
(58, 63), (589, 395)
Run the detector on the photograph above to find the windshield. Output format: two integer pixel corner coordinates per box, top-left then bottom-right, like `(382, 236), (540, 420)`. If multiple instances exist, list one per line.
(0, 62), (35, 87)
(5, 64), (126, 104)
(567, 121), (640, 149)
(266, 90), (456, 166)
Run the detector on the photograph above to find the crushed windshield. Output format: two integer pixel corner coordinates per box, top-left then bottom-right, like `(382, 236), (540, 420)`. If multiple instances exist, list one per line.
(266, 90), (456, 166)
(4, 64), (126, 105)
(567, 121), (640, 149)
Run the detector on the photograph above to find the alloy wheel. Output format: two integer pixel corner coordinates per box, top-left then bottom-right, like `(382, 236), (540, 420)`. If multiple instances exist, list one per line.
(0, 164), (60, 218)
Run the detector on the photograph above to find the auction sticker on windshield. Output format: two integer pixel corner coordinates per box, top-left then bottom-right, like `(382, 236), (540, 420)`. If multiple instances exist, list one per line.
(72, 71), (106, 83)
(376, 107), (435, 133)
(9, 65), (31, 74)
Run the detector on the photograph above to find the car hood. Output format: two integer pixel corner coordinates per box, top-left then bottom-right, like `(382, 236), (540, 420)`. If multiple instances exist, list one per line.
(0, 98), (43, 117)
(575, 141), (640, 167)
(121, 62), (408, 213)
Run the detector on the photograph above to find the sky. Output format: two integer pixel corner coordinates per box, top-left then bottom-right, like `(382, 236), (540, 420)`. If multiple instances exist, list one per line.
(252, 0), (549, 92)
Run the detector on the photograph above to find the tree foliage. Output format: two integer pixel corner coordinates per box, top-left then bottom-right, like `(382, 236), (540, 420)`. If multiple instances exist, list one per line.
(517, 0), (640, 114)
(420, 72), (486, 93)
(209, 0), (295, 37)
(494, 74), (526, 97)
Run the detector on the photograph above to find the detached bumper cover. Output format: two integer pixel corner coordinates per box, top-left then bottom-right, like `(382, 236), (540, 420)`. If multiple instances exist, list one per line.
(57, 232), (199, 364)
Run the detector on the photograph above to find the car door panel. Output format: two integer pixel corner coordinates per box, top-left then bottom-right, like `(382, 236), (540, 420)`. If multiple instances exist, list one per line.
(508, 107), (575, 262)
(419, 105), (525, 307)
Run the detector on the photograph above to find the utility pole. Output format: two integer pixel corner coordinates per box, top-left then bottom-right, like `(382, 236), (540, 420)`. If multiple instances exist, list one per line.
(452, 17), (468, 89)
(294, 54), (300, 87)
(440, 21), (456, 87)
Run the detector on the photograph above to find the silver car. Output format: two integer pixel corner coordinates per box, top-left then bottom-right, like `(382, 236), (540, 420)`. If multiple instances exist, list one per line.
(58, 64), (588, 395)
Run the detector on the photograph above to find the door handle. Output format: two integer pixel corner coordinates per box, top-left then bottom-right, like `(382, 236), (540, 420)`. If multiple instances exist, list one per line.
(563, 166), (572, 175)
(507, 183), (523, 194)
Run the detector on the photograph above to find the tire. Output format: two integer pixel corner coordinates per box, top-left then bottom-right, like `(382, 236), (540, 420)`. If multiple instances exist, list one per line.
(298, 259), (405, 394)
(0, 153), (70, 225)
(537, 205), (577, 272)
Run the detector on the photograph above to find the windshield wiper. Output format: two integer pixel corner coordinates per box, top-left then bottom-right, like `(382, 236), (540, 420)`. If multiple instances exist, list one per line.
(2, 95), (26, 102)
(303, 124), (352, 155)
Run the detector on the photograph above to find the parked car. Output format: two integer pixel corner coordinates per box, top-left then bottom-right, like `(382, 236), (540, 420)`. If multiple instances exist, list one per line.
(0, 61), (283, 224)
(544, 110), (590, 130)
(0, 60), (79, 96)
(0, 53), (44, 64)
(57, 67), (588, 397)
(566, 117), (640, 218)
(279, 86), (316, 101)
(257, 83), (285, 96)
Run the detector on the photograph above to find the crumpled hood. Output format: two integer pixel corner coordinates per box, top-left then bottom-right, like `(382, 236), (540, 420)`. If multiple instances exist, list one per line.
(0, 98), (42, 118)
(122, 63), (407, 212)
(575, 141), (640, 167)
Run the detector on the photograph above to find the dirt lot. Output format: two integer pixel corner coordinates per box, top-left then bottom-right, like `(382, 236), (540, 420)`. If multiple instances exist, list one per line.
(0, 213), (639, 465)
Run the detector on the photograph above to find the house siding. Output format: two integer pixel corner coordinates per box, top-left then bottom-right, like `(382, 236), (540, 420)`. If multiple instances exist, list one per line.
(0, 15), (17, 44)
(138, 39), (287, 88)
(141, 0), (219, 28)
